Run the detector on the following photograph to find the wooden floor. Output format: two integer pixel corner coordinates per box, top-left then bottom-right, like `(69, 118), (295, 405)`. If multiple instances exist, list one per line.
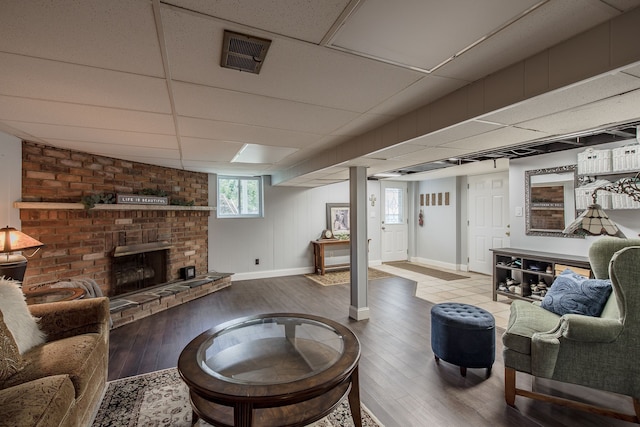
(109, 275), (636, 427)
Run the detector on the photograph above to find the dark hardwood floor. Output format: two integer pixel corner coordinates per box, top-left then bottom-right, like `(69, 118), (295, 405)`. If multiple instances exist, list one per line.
(109, 275), (636, 427)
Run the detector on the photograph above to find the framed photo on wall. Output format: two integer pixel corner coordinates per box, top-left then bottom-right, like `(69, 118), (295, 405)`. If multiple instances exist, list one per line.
(326, 203), (350, 237)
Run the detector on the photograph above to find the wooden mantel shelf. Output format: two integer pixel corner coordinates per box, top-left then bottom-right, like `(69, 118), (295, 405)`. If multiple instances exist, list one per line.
(14, 202), (215, 211)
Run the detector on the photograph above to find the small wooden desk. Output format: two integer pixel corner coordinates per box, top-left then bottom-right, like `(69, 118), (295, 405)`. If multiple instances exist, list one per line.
(310, 239), (350, 275)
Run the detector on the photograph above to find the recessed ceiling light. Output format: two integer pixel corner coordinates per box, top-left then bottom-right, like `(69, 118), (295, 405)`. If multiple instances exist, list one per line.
(373, 172), (401, 178)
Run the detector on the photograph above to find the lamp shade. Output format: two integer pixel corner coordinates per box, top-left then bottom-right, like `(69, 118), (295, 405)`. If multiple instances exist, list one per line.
(0, 226), (44, 253)
(562, 204), (626, 238)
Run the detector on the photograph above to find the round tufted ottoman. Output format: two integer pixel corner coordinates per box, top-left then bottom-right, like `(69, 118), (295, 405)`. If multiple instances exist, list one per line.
(430, 302), (495, 377)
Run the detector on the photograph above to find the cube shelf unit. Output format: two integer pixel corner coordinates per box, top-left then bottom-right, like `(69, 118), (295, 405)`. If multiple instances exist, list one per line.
(491, 248), (591, 302)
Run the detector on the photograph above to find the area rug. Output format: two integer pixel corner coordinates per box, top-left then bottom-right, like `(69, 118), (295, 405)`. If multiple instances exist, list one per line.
(305, 268), (392, 286)
(92, 367), (383, 427)
(384, 261), (469, 281)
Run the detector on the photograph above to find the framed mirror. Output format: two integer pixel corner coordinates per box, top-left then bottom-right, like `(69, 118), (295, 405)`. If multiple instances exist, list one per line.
(525, 165), (581, 238)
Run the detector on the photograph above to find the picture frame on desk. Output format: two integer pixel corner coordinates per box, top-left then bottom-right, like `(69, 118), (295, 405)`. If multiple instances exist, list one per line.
(326, 203), (350, 238)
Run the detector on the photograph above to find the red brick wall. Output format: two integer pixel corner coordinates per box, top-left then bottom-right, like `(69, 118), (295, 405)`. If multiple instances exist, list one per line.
(19, 142), (210, 295)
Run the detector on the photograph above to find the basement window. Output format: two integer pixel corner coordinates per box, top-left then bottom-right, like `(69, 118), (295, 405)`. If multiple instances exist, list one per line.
(217, 175), (263, 218)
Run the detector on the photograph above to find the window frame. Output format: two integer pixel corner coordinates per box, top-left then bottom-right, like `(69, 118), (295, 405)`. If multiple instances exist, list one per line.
(216, 175), (264, 219)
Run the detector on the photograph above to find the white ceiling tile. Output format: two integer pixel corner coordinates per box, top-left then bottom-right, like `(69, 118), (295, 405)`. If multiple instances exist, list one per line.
(161, 6), (423, 113)
(180, 137), (243, 161)
(181, 160), (272, 175)
(172, 82), (358, 134)
(330, 0), (540, 71)
(482, 71), (640, 125)
(389, 147), (470, 165)
(232, 144), (298, 164)
(364, 143), (426, 160)
(164, 0), (350, 44)
(178, 117), (322, 148)
(330, 113), (395, 137)
(43, 139), (181, 160)
(367, 74), (469, 117)
(2, 122), (179, 149)
(441, 126), (549, 152)
(519, 89), (640, 135)
(0, 0), (164, 76)
(622, 62), (640, 78)
(409, 121), (505, 147)
(114, 156), (185, 170)
(0, 53), (172, 113)
(0, 96), (176, 134)
(433, 0), (622, 81)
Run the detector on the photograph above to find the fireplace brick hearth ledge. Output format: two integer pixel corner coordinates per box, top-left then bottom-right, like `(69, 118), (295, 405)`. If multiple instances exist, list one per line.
(108, 273), (232, 329)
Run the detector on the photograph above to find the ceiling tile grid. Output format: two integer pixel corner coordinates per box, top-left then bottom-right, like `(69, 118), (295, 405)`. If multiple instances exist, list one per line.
(0, 1), (639, 186)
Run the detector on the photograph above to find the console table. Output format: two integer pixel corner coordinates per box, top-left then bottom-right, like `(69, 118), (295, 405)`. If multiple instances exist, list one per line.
(310, 239), (350, 275)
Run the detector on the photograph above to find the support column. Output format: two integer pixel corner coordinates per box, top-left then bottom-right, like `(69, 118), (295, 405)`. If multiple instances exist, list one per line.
(349, 166), (369, 321)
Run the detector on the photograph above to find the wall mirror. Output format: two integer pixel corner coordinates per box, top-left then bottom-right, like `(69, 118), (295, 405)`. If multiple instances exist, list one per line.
(525, 165), (581, 238)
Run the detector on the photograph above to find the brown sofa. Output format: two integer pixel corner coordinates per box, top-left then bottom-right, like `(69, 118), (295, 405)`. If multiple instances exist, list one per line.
(0, 297), (110, 427)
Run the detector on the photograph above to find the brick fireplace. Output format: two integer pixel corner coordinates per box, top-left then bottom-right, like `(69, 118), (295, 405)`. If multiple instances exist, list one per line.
(18, 142), (211, 297)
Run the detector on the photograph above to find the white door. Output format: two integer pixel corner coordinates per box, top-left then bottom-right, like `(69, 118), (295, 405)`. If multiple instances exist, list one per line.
(468, 172), (510, 275)
(381, 181), (408, 262)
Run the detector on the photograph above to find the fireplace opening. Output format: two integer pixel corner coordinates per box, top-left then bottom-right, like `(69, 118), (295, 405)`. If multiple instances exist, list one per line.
(111, 242), (172, 297)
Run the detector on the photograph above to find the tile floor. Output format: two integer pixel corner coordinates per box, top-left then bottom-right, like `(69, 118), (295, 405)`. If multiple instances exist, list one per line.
(372, 263), (513, 329)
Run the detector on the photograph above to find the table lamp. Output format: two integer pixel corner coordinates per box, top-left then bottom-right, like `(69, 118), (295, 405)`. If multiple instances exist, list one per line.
(0, 226), (44, 283)
(563, 174), (640, 238)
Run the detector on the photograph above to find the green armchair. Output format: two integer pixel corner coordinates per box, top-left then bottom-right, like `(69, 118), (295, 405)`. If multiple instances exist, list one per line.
(502, 237), (640, 423)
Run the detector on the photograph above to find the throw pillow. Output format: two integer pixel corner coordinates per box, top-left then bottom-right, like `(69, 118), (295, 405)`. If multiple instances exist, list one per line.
(0, 310), (25, 380)
(0, 278), (46, 353)
(541, 269), (612, 317)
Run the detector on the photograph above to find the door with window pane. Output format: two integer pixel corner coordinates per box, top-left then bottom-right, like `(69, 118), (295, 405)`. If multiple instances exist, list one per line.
(381, 181), (408, 262)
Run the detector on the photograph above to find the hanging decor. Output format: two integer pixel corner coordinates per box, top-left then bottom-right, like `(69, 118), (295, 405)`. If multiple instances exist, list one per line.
(418, 209), (424, 227)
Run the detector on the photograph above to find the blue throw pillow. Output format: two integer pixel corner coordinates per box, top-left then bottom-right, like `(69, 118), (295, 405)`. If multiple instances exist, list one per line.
(541, 269), (612, 317)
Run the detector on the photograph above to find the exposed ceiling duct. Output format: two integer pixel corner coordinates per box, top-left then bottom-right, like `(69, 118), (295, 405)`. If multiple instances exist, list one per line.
(220, 30), (271, 74)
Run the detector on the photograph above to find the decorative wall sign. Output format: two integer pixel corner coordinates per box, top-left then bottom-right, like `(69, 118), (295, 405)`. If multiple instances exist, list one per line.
(438, 193), (443, 205)
(445, 192), (450, 206)
(420, 194), (424, 206)
(117, 194), (168, 205)
(431, 193), (436, 206)
(425, 193), (430, 206)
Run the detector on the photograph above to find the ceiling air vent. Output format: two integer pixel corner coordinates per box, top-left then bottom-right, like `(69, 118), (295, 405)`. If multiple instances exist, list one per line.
(221, 30), (271, 74)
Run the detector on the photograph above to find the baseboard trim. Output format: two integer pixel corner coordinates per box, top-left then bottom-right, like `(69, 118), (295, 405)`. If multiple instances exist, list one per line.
(409, 256), (459, 272)
(231, 267), (313, 281)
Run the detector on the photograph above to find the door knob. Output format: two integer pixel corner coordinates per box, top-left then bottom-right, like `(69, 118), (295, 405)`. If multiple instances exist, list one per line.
(505, 231), (511, 236)
(382, 227), (386, 230)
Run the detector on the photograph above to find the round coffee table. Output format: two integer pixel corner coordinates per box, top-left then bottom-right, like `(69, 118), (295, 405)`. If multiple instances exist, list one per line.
(178, 313), (362, 427)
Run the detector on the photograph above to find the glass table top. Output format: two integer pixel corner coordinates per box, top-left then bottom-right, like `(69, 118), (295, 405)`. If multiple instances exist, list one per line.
(197, 316), (345, 385)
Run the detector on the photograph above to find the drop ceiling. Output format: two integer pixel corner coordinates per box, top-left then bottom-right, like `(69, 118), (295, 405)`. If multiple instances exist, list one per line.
(1, 0), (640, 187)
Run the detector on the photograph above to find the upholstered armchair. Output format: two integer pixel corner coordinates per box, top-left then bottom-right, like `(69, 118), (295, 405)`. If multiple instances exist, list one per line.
(502, 237), (640, 423)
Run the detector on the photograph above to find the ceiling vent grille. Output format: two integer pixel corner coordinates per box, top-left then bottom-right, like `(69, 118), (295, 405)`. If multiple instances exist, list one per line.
(221, 30), (271, 74)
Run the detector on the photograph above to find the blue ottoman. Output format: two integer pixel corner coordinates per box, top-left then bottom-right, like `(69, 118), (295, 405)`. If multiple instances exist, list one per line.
(430, 302), (495, 377)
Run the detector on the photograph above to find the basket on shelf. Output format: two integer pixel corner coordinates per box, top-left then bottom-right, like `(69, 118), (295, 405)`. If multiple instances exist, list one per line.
(612, 144), (640, 172)
(577, 148), (612, 175)
(575, 179), (612, 209)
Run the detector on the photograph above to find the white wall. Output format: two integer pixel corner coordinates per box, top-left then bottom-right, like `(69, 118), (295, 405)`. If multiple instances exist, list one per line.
(413, 177), (460, 269)
(509, 139), (640, 257)
(208, 175), (384, 279)
(0, 131), (22, 228)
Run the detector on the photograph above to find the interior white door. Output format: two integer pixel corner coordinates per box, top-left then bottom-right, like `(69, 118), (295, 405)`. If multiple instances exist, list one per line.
(381, 181), (408, 262)
(468, 172), (510, 275)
